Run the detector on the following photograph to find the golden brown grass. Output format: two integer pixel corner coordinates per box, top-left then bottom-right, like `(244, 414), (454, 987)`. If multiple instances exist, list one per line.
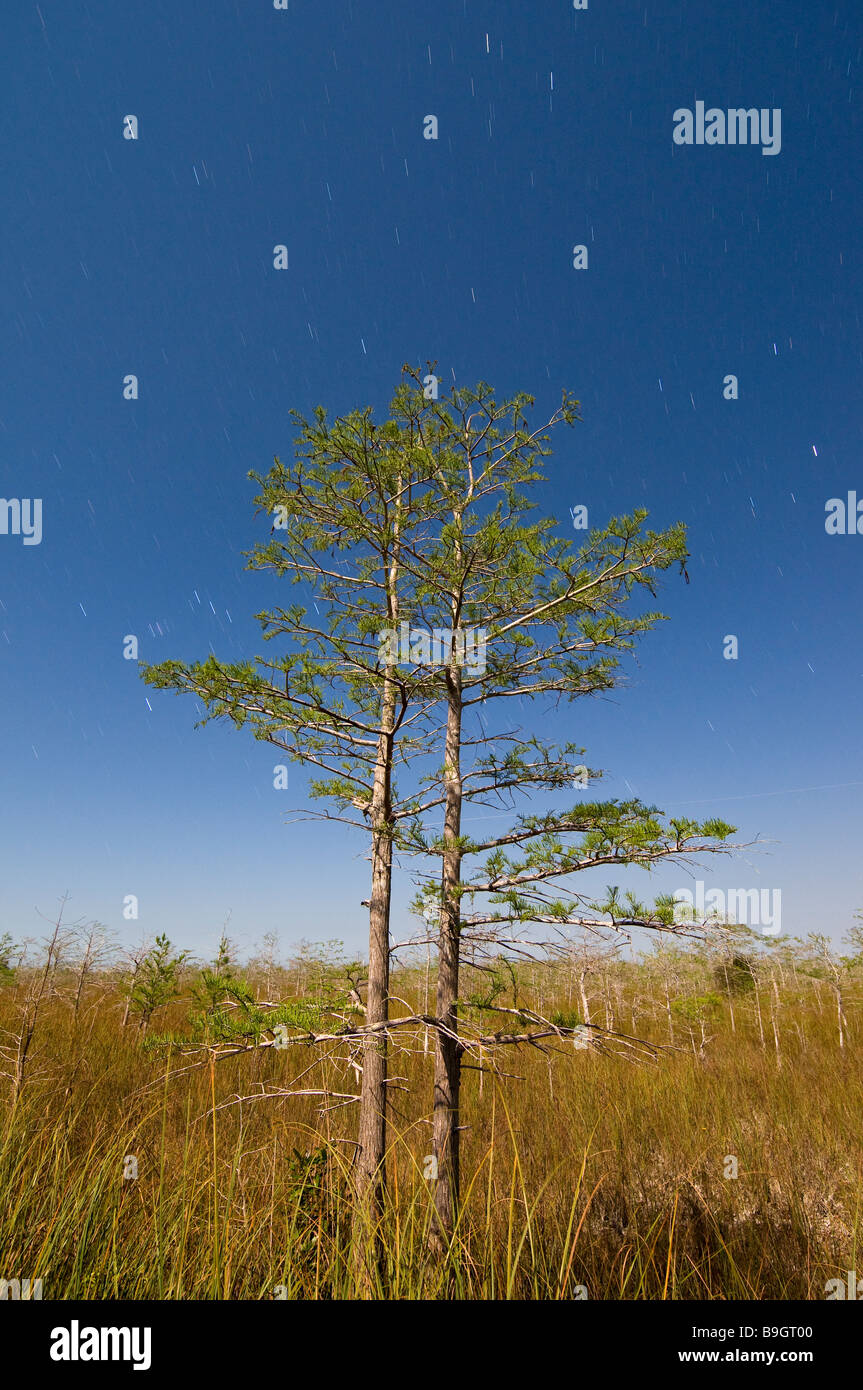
(1, 957), (860, 1300)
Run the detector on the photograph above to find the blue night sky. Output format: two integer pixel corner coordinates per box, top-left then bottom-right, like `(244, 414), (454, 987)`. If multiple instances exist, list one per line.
(2, 0), (862, 958)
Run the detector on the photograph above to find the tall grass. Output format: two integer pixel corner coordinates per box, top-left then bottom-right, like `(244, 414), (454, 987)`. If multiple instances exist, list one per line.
(0, 954), (860, 1299)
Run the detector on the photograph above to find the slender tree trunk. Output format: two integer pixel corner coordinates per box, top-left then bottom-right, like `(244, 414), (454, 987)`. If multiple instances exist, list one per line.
(723, 965), (736, 1035)
(354, 818), (392, 1211)
(354, 679), (397, 1226)
(120, 963), (138, 1032)
(770, 975), (782, 1069)
(578, 970), (591, 1027)
(833, 982), (846, 1051)
(354, 496), (403, 1254)
(430, 672), (463, 1250)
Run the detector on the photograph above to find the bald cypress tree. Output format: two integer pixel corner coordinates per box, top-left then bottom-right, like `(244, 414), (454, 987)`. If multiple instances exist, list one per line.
(377, 370), (741, 1244)
(144, 390), (432, 1226)
(143, 367), (742, 1260)
(141, 371), (574, 1243)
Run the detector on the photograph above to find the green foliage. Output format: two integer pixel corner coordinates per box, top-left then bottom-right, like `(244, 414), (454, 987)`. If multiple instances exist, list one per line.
(0, 933), (15, 986)
(840, 921), (863, 971)
(672, 992), (722, 1023)
(276, 1146), (347, 1286)
(550, 1007), (583, 1030)
(714, 954), (757, 995)
(134, 935), (365, 1055)
(466, 958), (522, 1011)
(128, 935), (190, 1031)
(140, 1030), (191, 1055)
(188, 933), (256, 1043)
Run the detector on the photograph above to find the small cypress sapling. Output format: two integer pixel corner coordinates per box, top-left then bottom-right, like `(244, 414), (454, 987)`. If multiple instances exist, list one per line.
(128, 935), (190, 1033)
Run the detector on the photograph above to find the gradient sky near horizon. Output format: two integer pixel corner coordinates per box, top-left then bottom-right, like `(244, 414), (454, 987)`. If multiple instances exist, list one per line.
(2, 0), (862, 959)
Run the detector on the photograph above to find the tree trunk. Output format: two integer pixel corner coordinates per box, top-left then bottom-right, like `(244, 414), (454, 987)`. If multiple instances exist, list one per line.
(354, 819), (392, 1213)
(834, 982), (846, 1051)
(578, 970), (591, 1027)
(770, 974), (782, 1068)
(353, 510), (402, 1258)
(430, 673), (463, 1250)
